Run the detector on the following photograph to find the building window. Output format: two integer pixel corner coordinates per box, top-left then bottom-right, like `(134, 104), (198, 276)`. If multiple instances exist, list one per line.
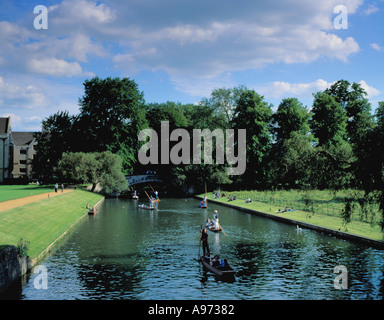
(20, 168), (27, 173)
(20, 160), (27, 165)
(20, 149), (27, 154)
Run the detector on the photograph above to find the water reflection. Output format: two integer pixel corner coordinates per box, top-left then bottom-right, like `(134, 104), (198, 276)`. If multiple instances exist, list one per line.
(2, 198), (384, 300)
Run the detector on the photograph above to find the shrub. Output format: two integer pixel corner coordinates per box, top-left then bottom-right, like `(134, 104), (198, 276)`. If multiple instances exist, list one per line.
(16, 238), (30, 257)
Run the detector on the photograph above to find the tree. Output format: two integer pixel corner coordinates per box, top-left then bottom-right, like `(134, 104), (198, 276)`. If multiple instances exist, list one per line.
(199, 86), (248, 127)
(310, 92), (348, 147)
(344, 102), (384, 229)
(33, 110), (75, 179)
(145, 101), (190, 133)
(272, 98), (312, 145)
(346, 98), (374, 145)
(231, 89), (273, 188)
(354, 102), (384, 192)
(76, 77), (148, 172)
(324, 80), (373, 145)
(57, 151), (128, 194)
(269, 98), (313, 188)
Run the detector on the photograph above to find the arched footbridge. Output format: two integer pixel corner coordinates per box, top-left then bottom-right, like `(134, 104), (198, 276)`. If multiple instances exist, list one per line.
(126, 175), (163, 187)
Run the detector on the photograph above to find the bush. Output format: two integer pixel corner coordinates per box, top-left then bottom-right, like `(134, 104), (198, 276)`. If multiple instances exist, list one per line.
(16, 238), (30, 257)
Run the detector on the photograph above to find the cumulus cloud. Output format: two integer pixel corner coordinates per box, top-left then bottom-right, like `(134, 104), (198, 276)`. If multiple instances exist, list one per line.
(254, 79), (380, 105)
(0, 0), (364, 83)
(358, 80), (381, 98)
(103, 0), (363, 96)
(28, 58), (94, 77)
(0, 74), (84, 131)
(1, 0), (376, 129)
(364, 4), (379, 15)
(49, 0), (115, 29)
(0, 76), (46, 108)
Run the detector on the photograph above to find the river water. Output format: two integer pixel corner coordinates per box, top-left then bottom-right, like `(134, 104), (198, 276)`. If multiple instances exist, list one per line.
(5, 198), (384, 300)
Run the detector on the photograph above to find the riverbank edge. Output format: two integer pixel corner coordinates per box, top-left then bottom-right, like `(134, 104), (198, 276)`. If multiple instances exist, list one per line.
(30, 196), (105, 268)
(195, 195), (384, 250)
(0, 193), (104, 294)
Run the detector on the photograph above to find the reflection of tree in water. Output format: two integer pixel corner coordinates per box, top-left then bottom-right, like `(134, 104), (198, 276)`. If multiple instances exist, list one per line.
(232, 243), (264, 278)
(76, 257), (145, 299)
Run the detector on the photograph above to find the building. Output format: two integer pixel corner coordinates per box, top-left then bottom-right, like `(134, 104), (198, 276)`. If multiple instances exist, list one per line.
(0, 117), (12, 183)
(11, 132), (37, 180)
(0, 117), (38, 183)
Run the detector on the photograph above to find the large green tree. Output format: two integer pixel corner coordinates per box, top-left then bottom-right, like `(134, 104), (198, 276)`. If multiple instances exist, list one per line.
(231, 89), (273, 188)
(324, 80), (374, 146)
(76, 76), (148, 172)
(270, 98), (313, 188)
(310, 92), (348, 147)
(33, 110), (75, 179)
(271, 97), (312, 146)
(199, 86), (248, 127)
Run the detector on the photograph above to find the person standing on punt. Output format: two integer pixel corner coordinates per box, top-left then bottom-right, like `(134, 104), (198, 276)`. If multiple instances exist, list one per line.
(213, 210), (219, 229)
(201, 228), (210, 256)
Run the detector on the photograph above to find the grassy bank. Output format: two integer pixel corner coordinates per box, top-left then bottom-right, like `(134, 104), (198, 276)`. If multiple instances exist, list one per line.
(0, 184), (55, 202)
(0, 189), (103, 259)
(199, 189), (384, 242)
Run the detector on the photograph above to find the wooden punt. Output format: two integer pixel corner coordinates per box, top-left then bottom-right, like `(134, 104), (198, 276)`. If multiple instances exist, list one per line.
(138, 204), (155, 210)
(200, 256), (235, 279)
(207, 225), (221, 232)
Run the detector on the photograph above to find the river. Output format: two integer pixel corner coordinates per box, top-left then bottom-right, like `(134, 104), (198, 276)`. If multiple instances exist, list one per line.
(4, 198), (384, 300)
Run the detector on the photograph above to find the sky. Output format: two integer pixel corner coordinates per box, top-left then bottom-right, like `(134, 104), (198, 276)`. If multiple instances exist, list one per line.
(1, 0), (384, 131)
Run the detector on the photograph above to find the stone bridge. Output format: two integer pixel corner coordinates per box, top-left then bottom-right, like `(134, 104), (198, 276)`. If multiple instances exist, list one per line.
(126, 175), (163, 187)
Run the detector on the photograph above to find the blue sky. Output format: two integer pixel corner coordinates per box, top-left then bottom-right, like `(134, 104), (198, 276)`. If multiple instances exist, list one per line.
(1, 0), (383, 131)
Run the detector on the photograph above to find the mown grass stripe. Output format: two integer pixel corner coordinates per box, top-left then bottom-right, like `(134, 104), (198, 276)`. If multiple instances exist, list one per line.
(0, 189), (104, 259)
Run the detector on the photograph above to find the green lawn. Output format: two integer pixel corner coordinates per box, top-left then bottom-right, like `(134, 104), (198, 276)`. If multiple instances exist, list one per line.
(200, 190), (384, 242)
(0, 189), (103, 260)
(0, 184), (55, 202)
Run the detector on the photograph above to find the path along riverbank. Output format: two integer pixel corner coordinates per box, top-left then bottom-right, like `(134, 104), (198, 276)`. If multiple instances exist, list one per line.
(196, 194), (384, 250)
(0, 188), (104, 294)
(0, 189), (75, 212)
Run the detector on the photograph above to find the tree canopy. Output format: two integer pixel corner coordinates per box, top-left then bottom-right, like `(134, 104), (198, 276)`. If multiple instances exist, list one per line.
(32, 77), (384, 227)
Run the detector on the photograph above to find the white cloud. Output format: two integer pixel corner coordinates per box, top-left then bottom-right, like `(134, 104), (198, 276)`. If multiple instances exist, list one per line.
(0, 76), (46, 108)
(0, 0), (376, 129)
(364, 4), (379, 15)
(106, 0), (363, 93)
(0, 75), (83, 131)
(0, 0), (364, 84)
(256, 79), (333, 101)
(0, 113), (42, 132)
(49, 0), (115, 27)
(170, 73), (235, 97)
(254, 79), (380, 104)
(371, 43), (383, 52)
(28, 58), (94, 77)
(358, 80), (380, 98)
